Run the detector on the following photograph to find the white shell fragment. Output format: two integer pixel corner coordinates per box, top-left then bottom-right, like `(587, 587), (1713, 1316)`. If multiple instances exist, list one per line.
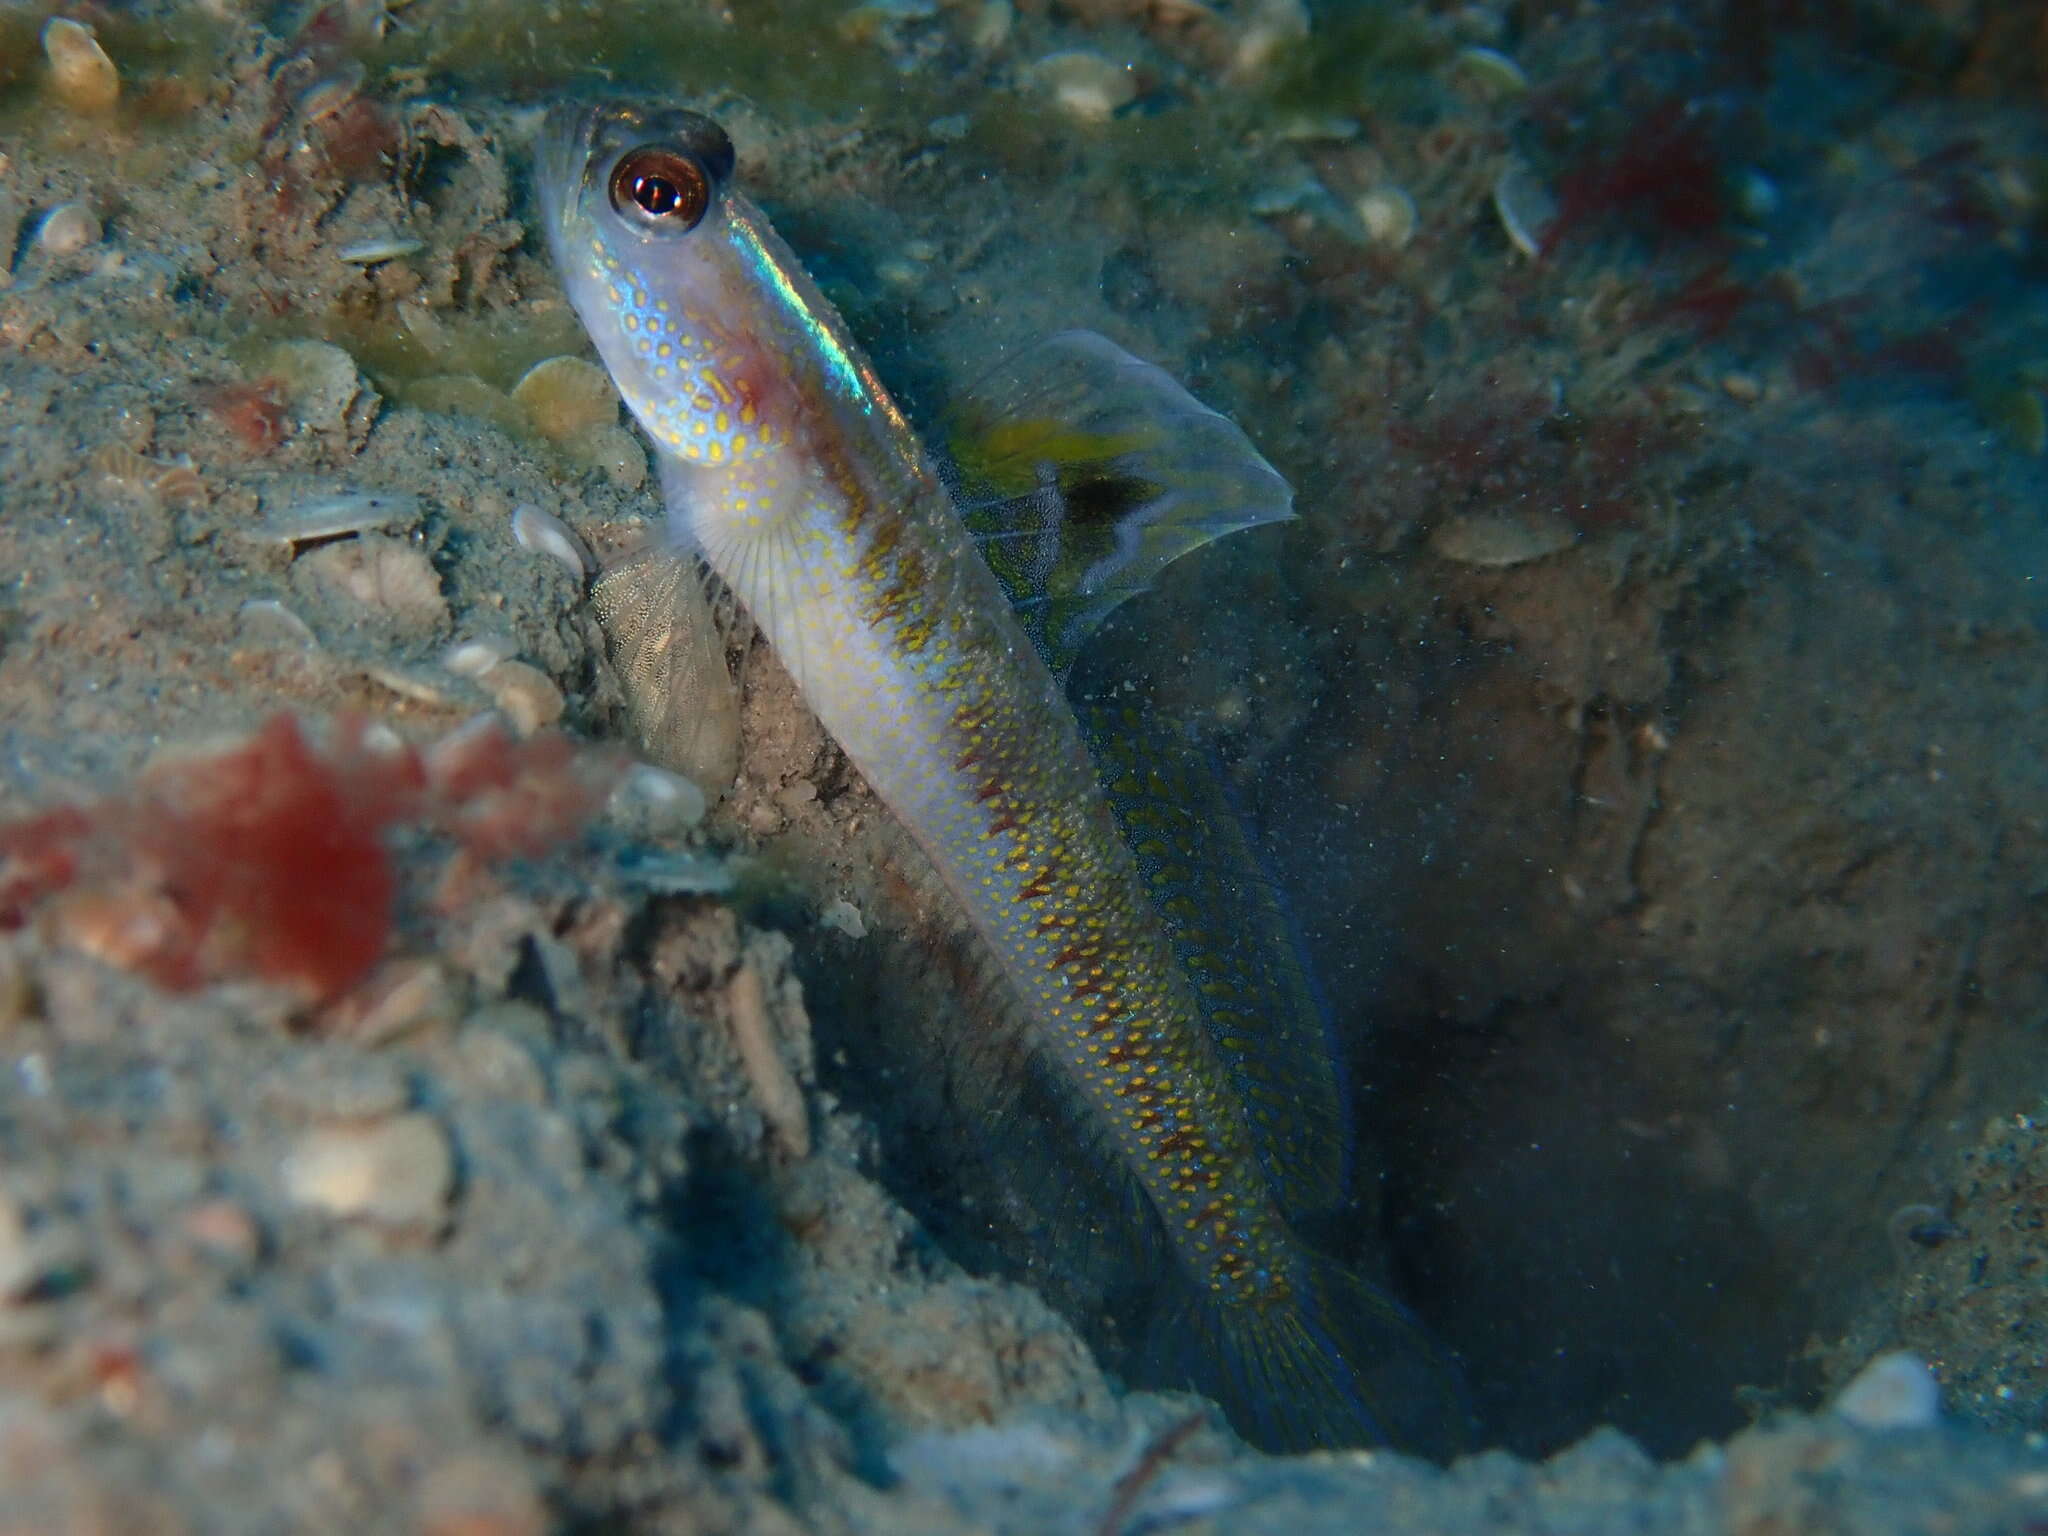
(42, 18), (119, 115)
(1356, 185), (1418, 249)
(1429, 509), (1578, 567)
(1031, 51), (1137, 123)
(256, 491), (421, 545)
(1834, 1352), (1941, 1431)
(608, 762), (708, 834)
(510, 503), (593, 578)
(1493, 159), (1558, 260)
(821, 898), (868, 940)
(439, 635), (519, 678)
(36, 202), (101, 256)
(509, 505), (593, 577)
(280, 1113), (454, 1230)
(337, 236), (425, 265)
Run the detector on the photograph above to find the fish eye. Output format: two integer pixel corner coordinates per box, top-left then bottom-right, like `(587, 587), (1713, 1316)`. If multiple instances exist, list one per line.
(607, 146), (712, 233)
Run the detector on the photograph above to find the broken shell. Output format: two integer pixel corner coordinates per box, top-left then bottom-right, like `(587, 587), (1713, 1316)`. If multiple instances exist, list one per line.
(337, 236), (425, 265)
(820, 898), (867, 939)
(1356, 185), (1418, 249)
(153, 464), (208, 511)
(614, 847), (736, 895)
(236, 597), (319, 648)
(1229, 0), (1310, 83)
(303, 534), (450, 632)
(334, 959), (460, 1046)
(297, 61), (365, 124)
(969, 0), (1012, 50)
(509, 503), (592, 578)
(1493, 159), (1557, 260)
(1453, 45), (1528, 98)
(361, 664), (453, 705)
(42, 19), (119, 115)
(88, 443), (157, 492)
(36, 202), (100, 256)
(257, 490), (420, 544)
(1031, 51), (1137, 123)
(280, 1113), (454, 1230)
(263, 340), (364, 435)
(510, 356), (620, 442)
(1429, 509), (1577, 567)
(478, 660), (565, 736)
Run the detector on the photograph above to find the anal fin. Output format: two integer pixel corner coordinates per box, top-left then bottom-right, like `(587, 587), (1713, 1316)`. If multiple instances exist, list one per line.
(1080, 699), (1348, 1221)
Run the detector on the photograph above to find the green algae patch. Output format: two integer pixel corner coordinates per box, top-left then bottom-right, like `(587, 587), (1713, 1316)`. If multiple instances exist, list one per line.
(1254, 2), (1448, 120)
(381, 0), (936, 123)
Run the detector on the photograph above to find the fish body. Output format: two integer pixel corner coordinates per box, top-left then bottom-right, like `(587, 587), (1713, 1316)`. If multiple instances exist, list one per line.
(537, 103), (1463, 1455)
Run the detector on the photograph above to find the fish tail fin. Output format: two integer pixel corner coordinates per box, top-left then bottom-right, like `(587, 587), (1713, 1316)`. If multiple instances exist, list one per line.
(1155, 1250), (1472, 1459)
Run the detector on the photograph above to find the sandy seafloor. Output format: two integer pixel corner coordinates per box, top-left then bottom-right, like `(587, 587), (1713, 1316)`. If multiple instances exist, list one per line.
(2, 0), (2048, 1528)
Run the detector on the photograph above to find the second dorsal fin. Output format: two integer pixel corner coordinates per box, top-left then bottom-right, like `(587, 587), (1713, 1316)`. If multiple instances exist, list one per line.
(942, 330), (1294, 680)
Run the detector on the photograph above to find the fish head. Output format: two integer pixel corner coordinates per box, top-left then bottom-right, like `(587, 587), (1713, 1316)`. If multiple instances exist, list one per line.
(535, 102), (798, 468)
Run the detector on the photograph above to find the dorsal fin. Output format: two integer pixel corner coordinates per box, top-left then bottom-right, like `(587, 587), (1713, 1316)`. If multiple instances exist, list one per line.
(1078, 698), (1348, 1220)
(942, 330), (1295, 679)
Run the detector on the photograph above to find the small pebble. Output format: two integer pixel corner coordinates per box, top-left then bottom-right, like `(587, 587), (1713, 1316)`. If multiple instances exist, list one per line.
(181, 1200), (262, 1264)
(36, 202), (101, 257)
(281, 1113), (455, 1230)
(453, 1016), (550, 1105)
(1834, 1351), (1941, 1430)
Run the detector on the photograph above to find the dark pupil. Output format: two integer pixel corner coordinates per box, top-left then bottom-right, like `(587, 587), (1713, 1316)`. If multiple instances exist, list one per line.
(633, 173), (683, 217)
